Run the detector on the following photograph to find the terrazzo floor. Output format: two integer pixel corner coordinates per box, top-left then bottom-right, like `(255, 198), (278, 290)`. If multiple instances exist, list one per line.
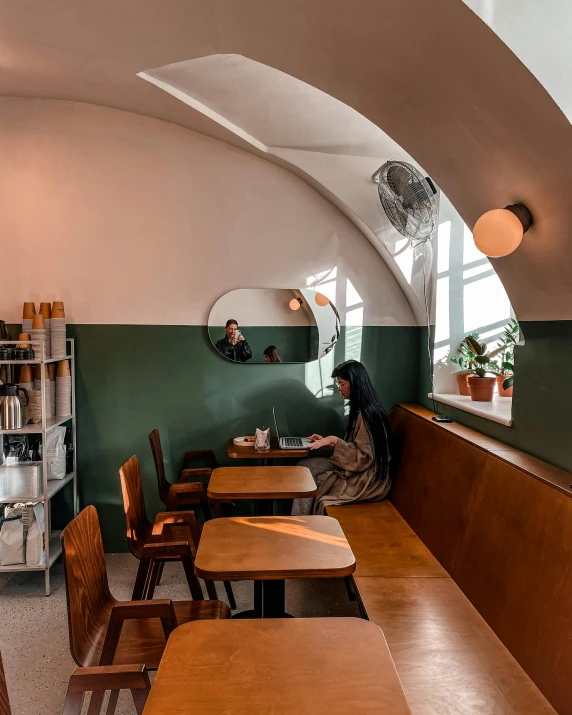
(0, 553), (360, 714)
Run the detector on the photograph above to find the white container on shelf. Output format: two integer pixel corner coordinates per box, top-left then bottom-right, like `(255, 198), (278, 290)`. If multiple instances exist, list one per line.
(0, 463), (43, 501)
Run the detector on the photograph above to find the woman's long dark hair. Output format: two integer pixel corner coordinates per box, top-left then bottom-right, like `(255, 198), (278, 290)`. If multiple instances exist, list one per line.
(263, 346), (282, 363)
(332, 360), (391, 480)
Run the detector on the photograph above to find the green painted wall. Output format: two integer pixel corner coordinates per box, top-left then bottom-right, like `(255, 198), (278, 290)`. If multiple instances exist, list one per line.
(419, 321), (572, 474)
(209, 325), (313, 363)
(61, 324), (419, 551)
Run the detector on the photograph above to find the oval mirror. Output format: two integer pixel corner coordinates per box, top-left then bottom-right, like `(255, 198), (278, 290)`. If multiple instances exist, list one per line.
(208, 288), (340, 363)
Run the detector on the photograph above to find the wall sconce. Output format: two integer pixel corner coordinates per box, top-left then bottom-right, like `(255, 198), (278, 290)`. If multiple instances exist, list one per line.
(289, 297), (303, 311)
(314, 292), (330, 307)
(472, 203), (533, 258)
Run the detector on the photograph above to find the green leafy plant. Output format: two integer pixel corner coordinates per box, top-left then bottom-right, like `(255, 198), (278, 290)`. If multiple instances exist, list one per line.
(463, 336), (502, 378)
(451, 319), (519, 387)
(450, 331), (480, 373)
(491, 318), (519, 390)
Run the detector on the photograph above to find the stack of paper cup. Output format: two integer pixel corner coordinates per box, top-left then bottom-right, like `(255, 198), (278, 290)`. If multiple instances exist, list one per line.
(19, 365), (34, 391)
(39, 303), (52, 358)
(18, 333), (31, 348)
(27, 389), (43, 424)
(43, 365), (51, 417)
(56, 360), (72, 416)
(22, 303), (36, 335)
(31, 314), (47, 357)
(35, 364), (51, 414)
(18, 366), (34, 424)
(48, 363), (57, 417)
(51, 302), (67, 358)
(33, 365), (52, 416)
(34, 364), (42, 390)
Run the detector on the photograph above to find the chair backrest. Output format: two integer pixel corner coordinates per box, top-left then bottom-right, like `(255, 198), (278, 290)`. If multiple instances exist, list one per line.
(119, 455), (153, 558)
(0, 649), (11, 715)
(149, 429), (171, 504)
(61, 506), (116, 667)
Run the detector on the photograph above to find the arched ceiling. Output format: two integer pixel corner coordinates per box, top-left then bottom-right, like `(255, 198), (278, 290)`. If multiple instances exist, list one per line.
(139, 53), (430, 318)
(0, 0), (570, 320)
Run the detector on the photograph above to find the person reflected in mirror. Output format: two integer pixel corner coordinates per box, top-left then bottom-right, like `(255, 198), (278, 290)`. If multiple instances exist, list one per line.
(263, 346), (282, 363)
(215, 319), (252, 362)
(292, 360), (391, 515)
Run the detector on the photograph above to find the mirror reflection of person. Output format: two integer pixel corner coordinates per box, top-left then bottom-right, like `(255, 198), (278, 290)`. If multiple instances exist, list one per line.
(215, 319), (252, 362)
(263, 346), (282, 363)
(292, 360), (391, 515)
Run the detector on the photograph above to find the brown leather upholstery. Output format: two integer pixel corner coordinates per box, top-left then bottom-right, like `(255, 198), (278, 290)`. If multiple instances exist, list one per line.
(390, 406), (486, 573)
(327, 404), (570, 713)
(327, 502), (446, 577)
(388, 404), (572, 714)
(356, 576), (555, 715)
(453, 455), (572, 713)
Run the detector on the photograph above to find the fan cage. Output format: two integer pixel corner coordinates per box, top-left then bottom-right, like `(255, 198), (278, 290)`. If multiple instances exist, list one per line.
(374, 161), (438, 243)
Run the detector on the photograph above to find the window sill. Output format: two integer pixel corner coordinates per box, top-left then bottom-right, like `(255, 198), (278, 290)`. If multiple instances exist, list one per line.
(428, 393), (513, 427)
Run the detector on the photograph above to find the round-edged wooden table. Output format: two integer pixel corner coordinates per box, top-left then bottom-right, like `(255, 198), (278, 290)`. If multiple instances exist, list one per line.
(143, 618), (412, 714)
(195, 515), (356, 618)
(227, 437), (309, 462)
(207, 465), (317, 515)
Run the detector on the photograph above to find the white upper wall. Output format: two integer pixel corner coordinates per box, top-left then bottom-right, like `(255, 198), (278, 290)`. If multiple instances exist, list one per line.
(0, 97), (416, 327)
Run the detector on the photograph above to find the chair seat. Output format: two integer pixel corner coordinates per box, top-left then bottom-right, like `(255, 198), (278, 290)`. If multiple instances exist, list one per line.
(86, 600), (231, 669)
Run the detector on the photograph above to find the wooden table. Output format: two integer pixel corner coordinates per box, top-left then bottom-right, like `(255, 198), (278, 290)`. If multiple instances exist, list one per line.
(195, 515), (355, 617)
(227, 436), (309, 461)
(143, 618), (411, 714)
(208, 466), (317, 515)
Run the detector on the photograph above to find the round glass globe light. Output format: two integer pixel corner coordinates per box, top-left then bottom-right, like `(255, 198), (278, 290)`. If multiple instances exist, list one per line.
(472, 209), (523, 258)
(289, 298), (301, 310)
(315, 292), (330, 307)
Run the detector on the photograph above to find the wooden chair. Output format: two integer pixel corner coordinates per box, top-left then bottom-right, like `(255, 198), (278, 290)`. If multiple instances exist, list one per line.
(149, 429), (221, 515)
(61, 505), (229, 672)
(119, 456), (235, 609)
(62, 664), (151, 715)
(0, 649), (11, 715)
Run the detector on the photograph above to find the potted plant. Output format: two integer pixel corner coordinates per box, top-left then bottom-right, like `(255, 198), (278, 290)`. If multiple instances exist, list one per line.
(490, 319), (519, 397)
(450, 332), (480, 396)
(464, 336), (499, 401)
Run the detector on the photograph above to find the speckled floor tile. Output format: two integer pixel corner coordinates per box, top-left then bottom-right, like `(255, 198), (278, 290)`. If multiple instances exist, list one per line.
(0, 553), (359, 714)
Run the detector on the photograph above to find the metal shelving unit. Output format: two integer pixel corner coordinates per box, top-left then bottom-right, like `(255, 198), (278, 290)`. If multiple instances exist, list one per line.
(0, 338), (77, 595)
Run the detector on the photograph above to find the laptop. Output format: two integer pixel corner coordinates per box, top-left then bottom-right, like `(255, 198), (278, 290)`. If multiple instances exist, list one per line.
(273, 407), (310, 450)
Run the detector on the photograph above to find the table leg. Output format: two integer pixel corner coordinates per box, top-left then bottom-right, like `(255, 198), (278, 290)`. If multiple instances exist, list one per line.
(232, 581), (263, 619)
(254, 499), (273, 516)
(261, 580), (291, 618)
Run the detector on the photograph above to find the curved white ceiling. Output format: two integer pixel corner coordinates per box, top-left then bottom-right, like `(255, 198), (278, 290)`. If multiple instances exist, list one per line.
(140, 54), (434, 322)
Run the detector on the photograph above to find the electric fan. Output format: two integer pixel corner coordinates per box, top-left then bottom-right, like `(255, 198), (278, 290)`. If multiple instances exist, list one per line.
(372, 161), (438, 246)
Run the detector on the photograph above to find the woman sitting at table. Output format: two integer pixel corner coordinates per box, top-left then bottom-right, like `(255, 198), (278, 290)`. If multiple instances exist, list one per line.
(292, 360), (391, 516)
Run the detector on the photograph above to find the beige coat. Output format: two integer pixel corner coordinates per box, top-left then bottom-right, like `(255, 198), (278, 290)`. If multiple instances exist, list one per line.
(310, 413), (391, 515)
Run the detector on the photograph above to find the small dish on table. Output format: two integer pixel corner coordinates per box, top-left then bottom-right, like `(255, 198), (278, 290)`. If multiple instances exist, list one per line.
(233, 436), (256, 447)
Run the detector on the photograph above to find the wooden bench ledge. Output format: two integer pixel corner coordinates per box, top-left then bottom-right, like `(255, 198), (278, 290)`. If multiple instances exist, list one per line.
(355, 576), (556, 715)
(326, 502), (447, 578)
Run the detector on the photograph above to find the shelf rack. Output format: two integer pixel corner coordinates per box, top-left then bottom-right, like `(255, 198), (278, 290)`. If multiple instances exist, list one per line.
(0, 338), (77, 594)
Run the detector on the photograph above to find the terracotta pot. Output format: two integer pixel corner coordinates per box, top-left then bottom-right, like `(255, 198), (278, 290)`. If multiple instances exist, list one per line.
(468, 376), (496, 402)
(496, 374), (513, 397)
(455, 372), (471, 396)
